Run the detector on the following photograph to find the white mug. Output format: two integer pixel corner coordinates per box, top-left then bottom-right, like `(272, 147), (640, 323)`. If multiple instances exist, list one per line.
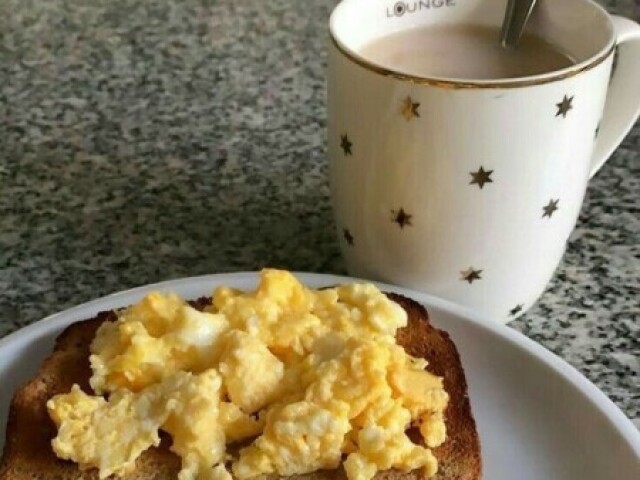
(327, 0), (640, 322)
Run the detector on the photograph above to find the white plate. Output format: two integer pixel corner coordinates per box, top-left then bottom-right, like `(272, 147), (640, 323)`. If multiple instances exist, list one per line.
(1, 272), (638, 479)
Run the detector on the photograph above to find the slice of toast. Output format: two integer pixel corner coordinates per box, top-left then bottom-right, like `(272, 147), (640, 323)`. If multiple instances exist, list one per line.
(0, 294), (481, 480)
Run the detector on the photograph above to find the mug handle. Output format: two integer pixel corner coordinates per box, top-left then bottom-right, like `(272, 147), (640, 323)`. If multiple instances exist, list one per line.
(590, 15), (640, 178)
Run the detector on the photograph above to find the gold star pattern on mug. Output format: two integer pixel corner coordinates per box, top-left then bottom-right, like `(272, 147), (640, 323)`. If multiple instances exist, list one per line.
(401, 96), (420, 121)
(391, 208), (413, 229)
(343, 228), (354, 246)
(460, 267), (482, 284)
(556, 95), (574, 118)
(542, 199), (560, 218)
(469, 167), (494, 189)
(340, 134), (352, 156)
(509, 304), (524, 316)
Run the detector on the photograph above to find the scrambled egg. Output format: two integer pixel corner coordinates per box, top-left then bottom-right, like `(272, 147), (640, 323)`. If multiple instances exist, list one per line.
(48, 269), (449, 480)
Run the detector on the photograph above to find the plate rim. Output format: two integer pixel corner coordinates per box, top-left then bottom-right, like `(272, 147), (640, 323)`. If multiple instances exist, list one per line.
(1, 271), (638, 456)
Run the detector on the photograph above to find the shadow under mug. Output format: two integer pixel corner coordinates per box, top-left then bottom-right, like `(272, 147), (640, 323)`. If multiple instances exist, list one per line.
(327, 0), (640, 322)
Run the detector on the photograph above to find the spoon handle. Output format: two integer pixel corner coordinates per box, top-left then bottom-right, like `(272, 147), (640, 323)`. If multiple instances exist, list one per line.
(501, 0), (538, 49)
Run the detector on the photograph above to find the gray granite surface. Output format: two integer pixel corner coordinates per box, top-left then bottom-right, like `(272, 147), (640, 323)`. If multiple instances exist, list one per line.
(0, 0), (638, 423)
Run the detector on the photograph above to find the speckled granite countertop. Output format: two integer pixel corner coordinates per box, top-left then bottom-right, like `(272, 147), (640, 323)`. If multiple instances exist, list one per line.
(0, 0), (638, 422)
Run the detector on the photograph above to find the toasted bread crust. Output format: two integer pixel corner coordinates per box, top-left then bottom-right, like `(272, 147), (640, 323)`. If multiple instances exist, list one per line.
(0, 294), (481, 480)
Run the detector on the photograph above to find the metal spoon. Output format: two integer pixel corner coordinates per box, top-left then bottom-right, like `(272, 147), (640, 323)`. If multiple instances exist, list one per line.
(500, 0), (538, 49)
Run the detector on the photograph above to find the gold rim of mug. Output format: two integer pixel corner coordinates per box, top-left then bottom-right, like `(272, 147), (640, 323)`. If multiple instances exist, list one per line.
(330, 35), (616, 89)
